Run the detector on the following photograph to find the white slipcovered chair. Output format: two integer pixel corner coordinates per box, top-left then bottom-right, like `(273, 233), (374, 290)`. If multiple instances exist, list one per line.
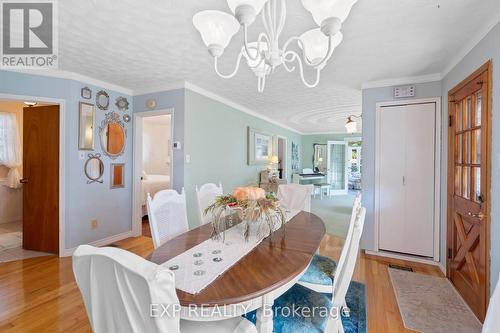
(277, 184), (314, 212)
(482, 273), (500, 333)
(146, 189), (189, 249)
(298, 193), (362, 293)
(73, 245), (256, 333)
(195, 182), (223, 225)
(259, 207), (366, 333)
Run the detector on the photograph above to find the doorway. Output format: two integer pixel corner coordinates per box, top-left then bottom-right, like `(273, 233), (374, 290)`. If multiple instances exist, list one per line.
(276, 136), (287, 180)
(327, 141), (348, 195)
(345, 137), (362, 191)
(132, 110), (174, 236)
(0, 99), (60, 260)
(447, 61), (491, 321)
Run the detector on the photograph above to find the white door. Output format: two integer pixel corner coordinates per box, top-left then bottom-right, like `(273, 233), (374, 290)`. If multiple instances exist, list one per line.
(327, 141), (348, 195)
(378, 102), (436, 257)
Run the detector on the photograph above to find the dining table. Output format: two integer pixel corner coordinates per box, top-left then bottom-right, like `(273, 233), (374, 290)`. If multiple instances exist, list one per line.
(149, 210), (326, 333)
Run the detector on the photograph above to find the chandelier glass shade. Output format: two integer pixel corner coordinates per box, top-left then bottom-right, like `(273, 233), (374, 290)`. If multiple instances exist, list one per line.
(193, 0), (358, 92)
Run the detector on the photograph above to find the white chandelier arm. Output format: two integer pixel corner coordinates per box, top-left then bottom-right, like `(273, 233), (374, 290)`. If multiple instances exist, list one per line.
(282, 50), (321, 88)
(275, 0), (286, 39)
(243, 26), (270, 62)
(214, 52), (245, 79)
(257, 76), (266, 93)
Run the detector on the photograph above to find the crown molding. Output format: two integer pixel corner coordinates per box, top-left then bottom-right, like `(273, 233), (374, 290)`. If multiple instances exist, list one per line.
(132, 81), (186, 96)
(183, 81), (304, 135)
(1, 68), (134, 95)
(361, 73), (441, 90)
(441, 11), (500, 78)
(302, 131), (362, 136)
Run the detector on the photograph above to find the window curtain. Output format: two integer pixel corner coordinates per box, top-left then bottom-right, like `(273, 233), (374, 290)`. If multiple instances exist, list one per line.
(0, 112), (22, 189)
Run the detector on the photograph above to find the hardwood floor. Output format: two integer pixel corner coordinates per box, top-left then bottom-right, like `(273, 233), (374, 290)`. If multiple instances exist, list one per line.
(0, 232), (443, 332)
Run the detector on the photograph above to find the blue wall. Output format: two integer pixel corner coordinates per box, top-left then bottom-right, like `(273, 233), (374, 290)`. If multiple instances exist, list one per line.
(0, 70), (133, 249)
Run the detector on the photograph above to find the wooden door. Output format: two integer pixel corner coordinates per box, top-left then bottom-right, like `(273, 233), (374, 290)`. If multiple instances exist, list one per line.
(447, 61), (491, 321)
(23, 105), (59, 254)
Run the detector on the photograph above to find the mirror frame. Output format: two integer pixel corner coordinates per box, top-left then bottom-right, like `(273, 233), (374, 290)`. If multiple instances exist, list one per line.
(110, 163), (125, 189)
(84, 153), (104, 184)
(96, 90), (110, 110)
(312, 143), (327, 173)
(78, 102), (95, 150)
(99, 111), (127, 159)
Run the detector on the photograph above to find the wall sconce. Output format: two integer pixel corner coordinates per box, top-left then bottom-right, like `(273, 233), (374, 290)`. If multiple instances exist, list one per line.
(345, 115), (361, 133)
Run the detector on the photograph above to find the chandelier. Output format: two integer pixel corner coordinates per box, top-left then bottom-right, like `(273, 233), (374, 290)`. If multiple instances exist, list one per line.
(192, 0), (358, 92)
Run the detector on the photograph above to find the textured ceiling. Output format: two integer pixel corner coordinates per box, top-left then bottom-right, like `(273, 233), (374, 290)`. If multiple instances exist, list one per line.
(58, 0), (500, 133)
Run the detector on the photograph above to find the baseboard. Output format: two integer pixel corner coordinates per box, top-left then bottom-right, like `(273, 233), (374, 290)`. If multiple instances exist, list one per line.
(61, 230), (134, 257)
(365, 250), (441, 267)
(439, 262), (447, 275)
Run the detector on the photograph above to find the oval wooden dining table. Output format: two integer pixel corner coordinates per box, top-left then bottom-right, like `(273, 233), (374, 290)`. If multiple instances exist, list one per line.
(150, 211), (325, 332)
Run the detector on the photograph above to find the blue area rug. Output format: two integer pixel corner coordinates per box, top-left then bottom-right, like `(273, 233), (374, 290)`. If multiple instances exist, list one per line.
(244, 281), (366, 333)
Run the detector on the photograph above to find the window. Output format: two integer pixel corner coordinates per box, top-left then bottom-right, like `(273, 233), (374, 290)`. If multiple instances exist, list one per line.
(0, 112), (21, 170)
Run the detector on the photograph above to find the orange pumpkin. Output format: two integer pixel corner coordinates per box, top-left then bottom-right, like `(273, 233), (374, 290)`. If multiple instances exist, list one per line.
(233, 187), (265, 201)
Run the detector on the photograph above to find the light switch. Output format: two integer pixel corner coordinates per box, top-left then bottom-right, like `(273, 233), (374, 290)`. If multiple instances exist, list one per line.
(185, 154), (191, 164)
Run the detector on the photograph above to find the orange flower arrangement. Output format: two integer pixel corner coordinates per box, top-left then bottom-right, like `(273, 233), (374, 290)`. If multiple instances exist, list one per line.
(204, 186), (284, 241)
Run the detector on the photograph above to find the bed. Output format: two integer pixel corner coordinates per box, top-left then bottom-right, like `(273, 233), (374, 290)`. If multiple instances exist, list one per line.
(141, 174), (171, 206)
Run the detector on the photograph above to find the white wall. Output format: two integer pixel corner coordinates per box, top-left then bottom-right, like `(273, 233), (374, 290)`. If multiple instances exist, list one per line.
(142, 115), (171, 176)
(0, 101), (24, 224)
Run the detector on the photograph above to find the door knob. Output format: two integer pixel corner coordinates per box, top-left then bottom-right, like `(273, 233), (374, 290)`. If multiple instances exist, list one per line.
(20, 178), (29, 184)
(467, 211), (485, 220)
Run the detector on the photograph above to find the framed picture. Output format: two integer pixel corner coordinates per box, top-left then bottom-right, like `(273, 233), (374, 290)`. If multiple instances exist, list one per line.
(248, 127), (273, 165)
(291, 141), (300, 171)
(81, 87), (92, 99)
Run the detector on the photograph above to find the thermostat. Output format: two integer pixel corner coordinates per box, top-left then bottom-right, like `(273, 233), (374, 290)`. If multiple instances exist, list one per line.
(394, 85), (416, 98)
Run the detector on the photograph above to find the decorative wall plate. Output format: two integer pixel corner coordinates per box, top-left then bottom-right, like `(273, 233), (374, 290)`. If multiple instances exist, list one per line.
(81, 86), (92, 99)
(96, 90), (110, 110)
(115, 96), (129, 111)
(146, 99), (156, 109)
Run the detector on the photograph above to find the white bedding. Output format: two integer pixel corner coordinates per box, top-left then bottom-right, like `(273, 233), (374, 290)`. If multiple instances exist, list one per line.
(142, 174), (170, 205)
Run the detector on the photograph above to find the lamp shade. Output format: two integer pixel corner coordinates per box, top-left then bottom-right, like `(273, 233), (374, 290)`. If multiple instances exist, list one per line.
(299, 29), (343, 64)
(269, 155), (279, 164)
(227, 0), (269, 15)
(192, 10), (240, 49)
(345, 116), (357, 133)
(301, 0), (358, 26)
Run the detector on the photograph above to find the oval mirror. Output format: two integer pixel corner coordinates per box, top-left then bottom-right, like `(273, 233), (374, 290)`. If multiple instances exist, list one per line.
(99, 112), (126, 159)
(85, 154), (104, 184)
(96, 90), (110, 110)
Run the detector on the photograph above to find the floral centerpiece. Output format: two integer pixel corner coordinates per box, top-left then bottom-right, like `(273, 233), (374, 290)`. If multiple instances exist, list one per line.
(204, 186), (285, 241)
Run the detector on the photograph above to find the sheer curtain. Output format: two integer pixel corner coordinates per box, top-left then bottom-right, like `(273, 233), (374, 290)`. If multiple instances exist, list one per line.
(0, 112), (22, 189)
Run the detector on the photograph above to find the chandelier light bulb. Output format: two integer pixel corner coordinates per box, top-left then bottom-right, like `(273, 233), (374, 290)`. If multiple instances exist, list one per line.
(299, 29), (343, 65)
(192, 10), (240, 57)
(301, 0), (358, 26)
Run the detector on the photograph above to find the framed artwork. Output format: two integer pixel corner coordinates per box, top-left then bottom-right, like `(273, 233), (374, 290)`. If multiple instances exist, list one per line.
(291, 141), (300, 171)
(248, 127), (273, 165)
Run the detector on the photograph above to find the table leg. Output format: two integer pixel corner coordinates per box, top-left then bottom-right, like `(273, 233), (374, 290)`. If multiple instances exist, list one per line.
(256, 295), (274, 333)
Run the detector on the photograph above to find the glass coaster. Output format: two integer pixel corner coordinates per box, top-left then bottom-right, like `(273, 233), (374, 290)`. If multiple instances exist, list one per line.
(213, 257), (223, 262)
(169, 265), (179, 271)
(194, 270), (205, 276)
(194, 260), (204, 266)
(193, 252), (203, 257)
(212, 250), (221, 254)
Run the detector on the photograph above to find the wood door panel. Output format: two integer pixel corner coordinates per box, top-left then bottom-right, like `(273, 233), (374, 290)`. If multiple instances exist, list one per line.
(447, 61), (490, 321)
(23, 105), (59, 254)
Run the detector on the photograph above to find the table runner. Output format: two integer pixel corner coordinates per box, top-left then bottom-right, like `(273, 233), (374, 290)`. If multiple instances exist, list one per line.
(161, 209), (300, 294)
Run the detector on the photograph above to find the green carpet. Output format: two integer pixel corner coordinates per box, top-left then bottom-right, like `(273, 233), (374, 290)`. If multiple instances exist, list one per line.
(311, 193), (356, 238)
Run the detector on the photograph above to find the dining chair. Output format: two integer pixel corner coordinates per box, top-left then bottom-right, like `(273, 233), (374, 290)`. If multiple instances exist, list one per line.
(146, 189), (189, 249)
(259, 207), (366, 333)
(277, 184), (314, 212)
(73, 245), (257, 333)
(482, 273), (500, 333)
(195, 182), (223, 225)
(298, 193), (362, 294)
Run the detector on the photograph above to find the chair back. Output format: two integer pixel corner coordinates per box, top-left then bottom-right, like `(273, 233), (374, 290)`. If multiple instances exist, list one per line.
(277, 184), (314, 212)
(72, 245), (180, 333)
(483, 274), (500, 333)
(331, 206), (366, 308)
(196, 183), (223, 225)
(146, 189), (189, 249)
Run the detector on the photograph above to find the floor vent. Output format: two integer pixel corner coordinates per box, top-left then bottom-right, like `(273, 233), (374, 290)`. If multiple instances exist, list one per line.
(389, 264), (413, 272)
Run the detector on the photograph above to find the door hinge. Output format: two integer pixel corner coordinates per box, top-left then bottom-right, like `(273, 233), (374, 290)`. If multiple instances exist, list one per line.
(448, 115), (453, 127)
(448, 248), (452, 259)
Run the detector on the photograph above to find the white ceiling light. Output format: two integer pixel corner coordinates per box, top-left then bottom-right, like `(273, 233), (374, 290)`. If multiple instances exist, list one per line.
(193, 0), (358, 92)
(345, 115), (360, 133)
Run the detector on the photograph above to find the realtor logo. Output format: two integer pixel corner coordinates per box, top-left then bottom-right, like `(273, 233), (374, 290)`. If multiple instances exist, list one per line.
(1, 0), (58, 68)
